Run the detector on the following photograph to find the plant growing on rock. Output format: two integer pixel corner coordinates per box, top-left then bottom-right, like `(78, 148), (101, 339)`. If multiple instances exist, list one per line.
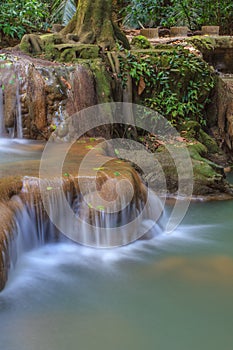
(118, 47), (216, 126)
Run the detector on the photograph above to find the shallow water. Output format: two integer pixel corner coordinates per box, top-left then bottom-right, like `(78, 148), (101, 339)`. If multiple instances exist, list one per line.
(0, 196), (233, 350)
(0, 138), (43, 162)
(0, 140), (232, 350)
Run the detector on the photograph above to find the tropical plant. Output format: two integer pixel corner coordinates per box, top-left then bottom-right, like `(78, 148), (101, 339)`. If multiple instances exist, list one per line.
(123, 0), (233, 33)
(0, 0), (49, 39)
(122, 0), (166, 28)
(51, 0), (78, 25)
(118, 47), (216, 126)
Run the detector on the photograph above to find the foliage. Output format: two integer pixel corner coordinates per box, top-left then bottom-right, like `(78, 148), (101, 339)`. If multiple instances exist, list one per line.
(0, 0), (49, 39)
(123, 0), (233, 33)
(122, 0), (167, 28)
(167, 0), (233, 32)
(51, 0), (77, 25)
(118, 47), (216, 126)
(131, 35), (152, 49)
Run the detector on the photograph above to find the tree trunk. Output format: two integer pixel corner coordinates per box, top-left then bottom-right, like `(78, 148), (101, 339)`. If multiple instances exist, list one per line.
(61, 0), (130, 50)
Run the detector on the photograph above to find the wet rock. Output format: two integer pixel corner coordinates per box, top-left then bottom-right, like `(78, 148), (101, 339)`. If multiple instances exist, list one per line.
(0, 52), (100, 139)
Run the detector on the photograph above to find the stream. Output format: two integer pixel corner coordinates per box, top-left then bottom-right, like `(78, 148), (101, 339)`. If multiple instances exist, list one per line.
(0, 141), (232, 350)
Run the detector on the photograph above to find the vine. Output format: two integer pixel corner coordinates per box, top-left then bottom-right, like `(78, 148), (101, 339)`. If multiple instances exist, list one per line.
(118, 46), (216, 126)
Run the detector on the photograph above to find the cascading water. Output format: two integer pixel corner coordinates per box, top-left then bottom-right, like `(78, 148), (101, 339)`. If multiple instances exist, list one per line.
(0, 86), (5, 137)
(15, 83), (23, 139)
(2, 173), (164, 289)
(0, 59), (24, 139)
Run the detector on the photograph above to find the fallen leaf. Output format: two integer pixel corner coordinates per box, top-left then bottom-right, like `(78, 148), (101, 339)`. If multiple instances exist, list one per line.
(138, 76), (146, 95)
(60, 76), (72, 89)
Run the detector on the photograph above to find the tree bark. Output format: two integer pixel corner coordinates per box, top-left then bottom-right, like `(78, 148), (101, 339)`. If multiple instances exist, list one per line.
(61, 0), (130, 50)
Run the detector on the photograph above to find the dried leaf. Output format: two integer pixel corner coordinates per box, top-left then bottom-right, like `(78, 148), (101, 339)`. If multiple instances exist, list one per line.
(60, 76), (72, 89)
(138, 76), (146, 95)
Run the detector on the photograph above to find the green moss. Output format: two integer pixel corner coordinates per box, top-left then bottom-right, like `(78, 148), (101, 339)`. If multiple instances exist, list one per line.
(199, 129), (219, 153)
(181, 121), (201, 140)
(88, 59), (112, 103)
(131, 35), (152, 49)
(44, 43), (57, 61)
(40, 33), (63, 45)
(192, 160), (218, 181)
(19, 40), (31, 54)
(187, 36), (216, 52)
(188, 142), (207, 160)
(54, 44), (99, 62)
(181, 121), (219, 153)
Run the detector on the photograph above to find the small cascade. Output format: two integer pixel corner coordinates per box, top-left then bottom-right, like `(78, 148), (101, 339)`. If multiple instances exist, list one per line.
(20, 175), (163, 248)
(0, 173), (164, 290)
(15, 82), (23, 139)
(0, 59), (24, 138)
(0, 87), (5, 136)
(0, 53), (101, 140)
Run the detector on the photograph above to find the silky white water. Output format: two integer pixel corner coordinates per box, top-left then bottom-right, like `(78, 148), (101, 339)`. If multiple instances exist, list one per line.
(0, 197), (233, 350)
(0, 139), (232, 350)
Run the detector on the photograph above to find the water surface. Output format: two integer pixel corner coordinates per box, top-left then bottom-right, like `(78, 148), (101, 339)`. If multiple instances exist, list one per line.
(0, 197), (233, 350)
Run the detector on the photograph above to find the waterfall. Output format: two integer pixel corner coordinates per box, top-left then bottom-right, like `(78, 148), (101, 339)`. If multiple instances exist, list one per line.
(0, 87), (5, 137)
(16, 83), (23, 139)
(0, 60), (24, 139)
(5, 174), (163, 264)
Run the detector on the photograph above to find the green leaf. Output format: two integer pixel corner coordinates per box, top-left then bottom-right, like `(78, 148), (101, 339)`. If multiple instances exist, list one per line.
(63, 172), (70, 177)
(96, 205), (105, 211)
(93, 167), (105, 171)
(85, 145), (94, 149)
(114, 149), (120, 155)
(77, 140), (86, 143)
(114, 171), (121, 176)
(46, 186), (53, 191)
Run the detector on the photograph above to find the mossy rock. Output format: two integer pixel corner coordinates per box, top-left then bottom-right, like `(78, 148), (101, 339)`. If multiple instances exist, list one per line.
(199, 129), (219, 153)
(54, 44), (99, 62)
(87, 59), (112, 103)
(41, 33), (63, 45)
(187, 36), (216, 52)
(187, 142), (207, 160)
(181, 121), (219, 153)
(131, 35), (153, 49)
(20, 34), (43, 54)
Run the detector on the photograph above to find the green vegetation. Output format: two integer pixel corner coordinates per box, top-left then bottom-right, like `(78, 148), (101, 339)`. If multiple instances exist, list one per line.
(0, 0), (50, 39)
(118, 47), (216, 126)
(123, 0), (233, 34)
(0, 0), (77, 39)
